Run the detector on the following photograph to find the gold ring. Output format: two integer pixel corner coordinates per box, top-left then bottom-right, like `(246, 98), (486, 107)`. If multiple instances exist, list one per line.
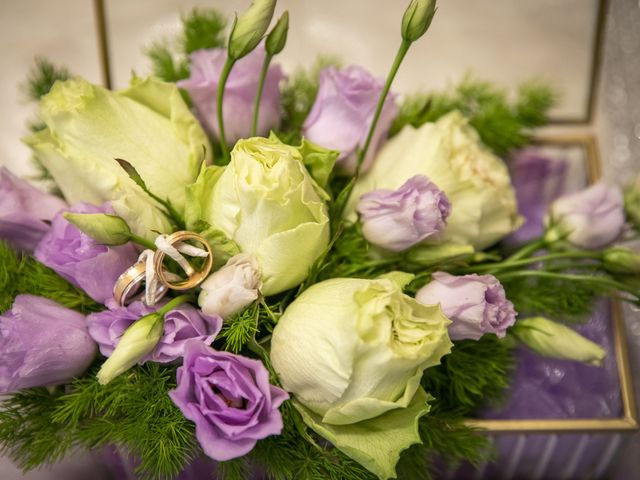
(112, 260), (168, 306)
(153, 231), (213, 291)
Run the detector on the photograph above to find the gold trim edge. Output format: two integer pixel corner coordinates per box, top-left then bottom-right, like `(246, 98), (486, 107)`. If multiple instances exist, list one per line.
(464, 133), (638, 434)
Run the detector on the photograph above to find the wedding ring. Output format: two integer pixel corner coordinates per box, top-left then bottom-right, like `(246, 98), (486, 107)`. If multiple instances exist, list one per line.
(153, 231), (213, 291)
(113, 260), (168, 306)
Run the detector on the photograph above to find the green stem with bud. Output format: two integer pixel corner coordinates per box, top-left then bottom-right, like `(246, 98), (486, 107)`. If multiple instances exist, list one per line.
(216, 57), (236, 163)
(505, 238), (548, 262)
(356, 39), (411, 175)
(157, 295), (192, 316)
(465, 251), (602, 274)
(251, 53), (273, 137)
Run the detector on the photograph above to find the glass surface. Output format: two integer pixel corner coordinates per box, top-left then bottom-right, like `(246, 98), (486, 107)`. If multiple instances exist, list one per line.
(106, 0), (601, 120)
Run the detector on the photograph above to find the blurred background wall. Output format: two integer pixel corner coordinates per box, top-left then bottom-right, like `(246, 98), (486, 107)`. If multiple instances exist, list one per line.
(0, 1), (638, 478)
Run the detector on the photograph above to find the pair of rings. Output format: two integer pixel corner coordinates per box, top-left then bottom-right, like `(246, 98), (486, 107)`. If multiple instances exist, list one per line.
(113, 231), (213, 306)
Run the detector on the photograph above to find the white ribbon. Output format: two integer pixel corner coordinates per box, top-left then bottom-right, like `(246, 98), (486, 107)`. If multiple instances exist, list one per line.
(139, 235), (210, 306)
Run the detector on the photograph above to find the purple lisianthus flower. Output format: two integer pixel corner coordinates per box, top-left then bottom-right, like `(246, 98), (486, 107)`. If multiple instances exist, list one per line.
(178, 47), (284, 144)
(169, 340), (288, 461)
(0, 167), (67, 252)
(34, 202), (138, 304)
(302, 65), (399, 174)
(506, 150), (567, 246)
(357, 175), (450, 252)
(87, 301), (222, 363)
(0, 295), (96, 393)
(548, 181), (625, 249)
(416, 272), (517, 340)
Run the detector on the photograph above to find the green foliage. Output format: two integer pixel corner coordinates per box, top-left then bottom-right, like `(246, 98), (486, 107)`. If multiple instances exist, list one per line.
(422, 335), (514, 416)
(0, 364), (197, 480)
(218, 302), (260, 353)
(146, 8), (227, 83)
(398, 416), (490, 480)
(501, 275), (600, 322)
(146, 42), (190, 83)
(0, 241), (100, 314)
(278, 56), (342, 143)
(390, 77), (556, 155)
(0, 388), (73, 469)
(22, 57), (70, 102)
(181, 8), (227, 54)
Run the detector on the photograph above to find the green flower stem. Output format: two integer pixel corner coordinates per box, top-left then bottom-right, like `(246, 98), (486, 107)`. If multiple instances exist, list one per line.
(157, 294), (192, 316)
(356, 38), (411, 175)
(336, 38), (412, 221)
(130, 234), (156, 251)
(467, 251), (602, 274)
(504, 237), (547, 262)
(216, 57), (236, 162)
(251, 53), (273, 137)
(496, 270), (638, 297)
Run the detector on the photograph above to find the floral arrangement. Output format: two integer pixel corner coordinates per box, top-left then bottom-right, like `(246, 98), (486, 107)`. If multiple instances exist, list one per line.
(1, 1), (639, 479)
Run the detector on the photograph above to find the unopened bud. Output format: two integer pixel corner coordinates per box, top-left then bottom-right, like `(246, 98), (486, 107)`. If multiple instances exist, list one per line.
(97, 313), (163, 385)
(512, 317), (606, 366)
(401, 0), (437, 42)
(624, 178), (640, 230)
(63, 212), (132, 246)
(228, 0), (277, 60)
(266, 10), (289, 56)
(603, 246), (640, 274)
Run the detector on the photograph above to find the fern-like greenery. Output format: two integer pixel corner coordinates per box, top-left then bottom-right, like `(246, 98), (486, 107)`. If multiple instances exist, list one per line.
(0, 364), (197, 479)
(146, 8), (228, 83)
(22, 57), (70, 102)
(500, 275), (601, 323)
(390, 77), (556, 155)
(0, 242), (100, 314)
(422, 335), (514, 416)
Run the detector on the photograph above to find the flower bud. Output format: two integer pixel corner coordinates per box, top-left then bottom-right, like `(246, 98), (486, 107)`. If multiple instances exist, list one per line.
(63, 212), (132, 246)
(96, 313), (164, 385)
(624, 177), (640, 230)
(198, 253), (262, 319)
(357, 175), (450, 252)
(546, 182), (624, 249)
(228, 0), (277, 60)
(602, 247), (640, 274)
(512, 317), (606, 366)
(401, 0), (437, 42)
(265, 10), (289, 56)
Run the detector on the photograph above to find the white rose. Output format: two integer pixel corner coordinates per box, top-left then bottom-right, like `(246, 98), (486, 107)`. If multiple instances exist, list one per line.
(348, 110), (521, 249)
(195, 137), (330, 295)
(198, 253), (262, 319)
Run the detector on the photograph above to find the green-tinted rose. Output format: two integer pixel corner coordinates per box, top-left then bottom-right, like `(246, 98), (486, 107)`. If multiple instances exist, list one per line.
(191, 137), (330, 296)
(348, 111), (521, 249)
(270, 277), (452, 478)
(25, 76), (212, 239)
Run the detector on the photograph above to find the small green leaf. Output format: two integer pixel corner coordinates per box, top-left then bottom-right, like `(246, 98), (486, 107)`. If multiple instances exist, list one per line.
(294, 388), (431, 480)
(115, 158), (147, 191)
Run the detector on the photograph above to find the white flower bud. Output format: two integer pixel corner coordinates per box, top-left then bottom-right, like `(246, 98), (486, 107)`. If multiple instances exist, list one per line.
(97, 313), (163, 385)
(198, 254), (262, 319)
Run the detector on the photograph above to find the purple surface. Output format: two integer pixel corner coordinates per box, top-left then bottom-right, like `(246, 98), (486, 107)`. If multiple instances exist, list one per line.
(482, 301), (622, 420)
